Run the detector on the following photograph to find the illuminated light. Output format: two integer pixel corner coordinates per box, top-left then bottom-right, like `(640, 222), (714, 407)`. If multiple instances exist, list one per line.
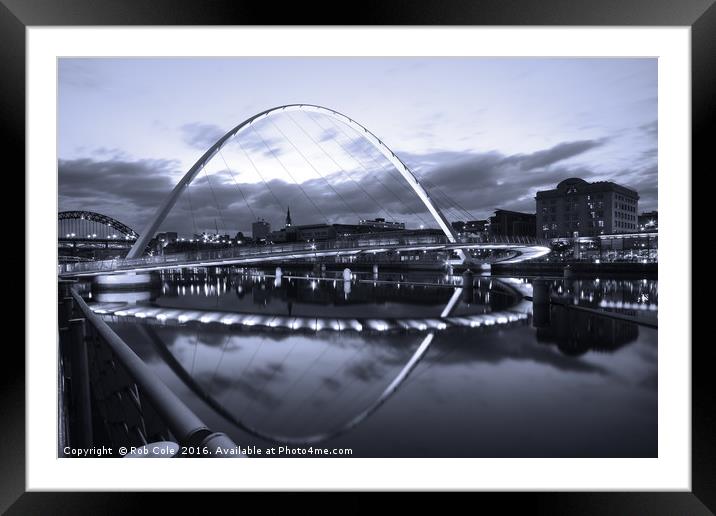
(178, 315), (190, 323)
(156, 314), (167, 321)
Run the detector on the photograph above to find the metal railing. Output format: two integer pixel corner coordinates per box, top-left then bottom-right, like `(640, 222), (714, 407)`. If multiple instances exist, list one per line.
(58, 281), (239, 457)
(58, 234), (551, 276)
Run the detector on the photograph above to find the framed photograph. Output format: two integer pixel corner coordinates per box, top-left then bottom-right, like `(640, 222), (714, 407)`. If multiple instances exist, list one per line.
(7, 0), (710, 511)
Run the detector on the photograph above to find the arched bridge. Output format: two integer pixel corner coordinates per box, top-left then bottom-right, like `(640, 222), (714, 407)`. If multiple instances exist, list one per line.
(59, 105), (551, 276)
(59, 210), (139, 240)
(126, 104), (463, 260)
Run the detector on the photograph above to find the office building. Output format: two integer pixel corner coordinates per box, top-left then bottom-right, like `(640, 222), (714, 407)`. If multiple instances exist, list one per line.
(252, 219), (271, 242)
(489, 209), (536, 237)
(536, 178), (639, 238)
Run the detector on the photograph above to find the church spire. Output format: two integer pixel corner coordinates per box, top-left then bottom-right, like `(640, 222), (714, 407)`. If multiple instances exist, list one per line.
(285, 206), (292, 227)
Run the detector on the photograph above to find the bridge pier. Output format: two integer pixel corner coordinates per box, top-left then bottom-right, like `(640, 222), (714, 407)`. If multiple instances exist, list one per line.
(532, 278), (551, 328)
(462, 270), (474, 304)
(93, 272), (159, 290)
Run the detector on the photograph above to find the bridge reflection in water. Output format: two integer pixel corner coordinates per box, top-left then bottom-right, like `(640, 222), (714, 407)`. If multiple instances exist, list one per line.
(81, 270), (658, 457)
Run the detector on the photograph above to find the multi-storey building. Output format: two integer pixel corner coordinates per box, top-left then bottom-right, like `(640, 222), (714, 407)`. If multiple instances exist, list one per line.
(251, 218), (271, 242)
(489, 210), (536, 237)
(535, 178), (639, 238)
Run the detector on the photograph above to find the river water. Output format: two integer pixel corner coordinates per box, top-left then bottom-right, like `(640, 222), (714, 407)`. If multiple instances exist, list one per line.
(83, 268), (657, 457)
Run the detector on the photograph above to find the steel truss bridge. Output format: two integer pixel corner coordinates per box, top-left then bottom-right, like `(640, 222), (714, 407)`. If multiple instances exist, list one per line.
(58, 210), (139, 240)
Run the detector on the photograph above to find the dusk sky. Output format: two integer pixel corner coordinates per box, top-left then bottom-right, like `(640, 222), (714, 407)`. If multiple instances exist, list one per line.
(58, 57), (657, 237)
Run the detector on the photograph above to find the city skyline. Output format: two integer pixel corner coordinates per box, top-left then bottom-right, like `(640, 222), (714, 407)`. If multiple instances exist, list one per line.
(58, 57), (657, 236)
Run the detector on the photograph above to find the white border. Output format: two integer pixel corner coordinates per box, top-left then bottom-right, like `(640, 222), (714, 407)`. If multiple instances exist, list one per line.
(27, 27), (691, 491)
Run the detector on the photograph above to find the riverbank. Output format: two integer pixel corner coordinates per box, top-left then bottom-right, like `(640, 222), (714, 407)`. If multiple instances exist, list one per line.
(491, 261), (657, 278)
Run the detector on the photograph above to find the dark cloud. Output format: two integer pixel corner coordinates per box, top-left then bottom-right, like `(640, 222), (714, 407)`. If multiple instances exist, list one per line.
(59, 157), (180, 232)
(180, 122), (225, 150)
(181, 119), (288, 158)
(59, 135), (657, 236)
(639, 120), (658, 137)
(502, 139), (606, 170)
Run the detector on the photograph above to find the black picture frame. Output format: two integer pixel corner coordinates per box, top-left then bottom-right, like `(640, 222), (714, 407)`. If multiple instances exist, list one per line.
(5, 0), (710, 512)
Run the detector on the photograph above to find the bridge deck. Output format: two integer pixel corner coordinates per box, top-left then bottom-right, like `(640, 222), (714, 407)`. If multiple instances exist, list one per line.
(58, 235), (551, 277)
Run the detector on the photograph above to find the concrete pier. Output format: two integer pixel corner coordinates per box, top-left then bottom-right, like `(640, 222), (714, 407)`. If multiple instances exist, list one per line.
(94, 272), (159, 290)
(532, 278), (551, 328)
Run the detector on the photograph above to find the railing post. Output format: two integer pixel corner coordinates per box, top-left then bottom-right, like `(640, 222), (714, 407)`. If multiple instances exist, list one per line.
(59, 296), (74, 331)
(68, 318), (94, 448)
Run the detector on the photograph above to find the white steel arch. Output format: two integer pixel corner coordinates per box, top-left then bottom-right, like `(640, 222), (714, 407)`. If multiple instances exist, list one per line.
(127, 104), (460, 259)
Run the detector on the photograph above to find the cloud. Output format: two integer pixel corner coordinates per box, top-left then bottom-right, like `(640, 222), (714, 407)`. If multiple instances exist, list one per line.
(503, 139), (606, 170)
(181, 119), (289, 158)
(59, 157), (181, 232)
(180, 122), (225, 150)
(59, 60), (107, 90)
(59, 135), (657, 235)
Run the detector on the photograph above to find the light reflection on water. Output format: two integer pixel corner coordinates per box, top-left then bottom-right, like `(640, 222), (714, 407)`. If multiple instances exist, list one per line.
(87, 268), (657, 457)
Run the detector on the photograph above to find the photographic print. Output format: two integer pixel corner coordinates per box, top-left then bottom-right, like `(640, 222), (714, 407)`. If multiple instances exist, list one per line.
(57, 56), (658, 459)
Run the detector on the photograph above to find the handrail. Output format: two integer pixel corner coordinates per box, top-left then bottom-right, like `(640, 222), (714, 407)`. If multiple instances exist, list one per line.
(69, 287), (239, 456)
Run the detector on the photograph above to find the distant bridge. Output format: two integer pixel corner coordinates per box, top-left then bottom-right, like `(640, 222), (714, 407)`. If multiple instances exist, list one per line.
(58, 210), (139, 240)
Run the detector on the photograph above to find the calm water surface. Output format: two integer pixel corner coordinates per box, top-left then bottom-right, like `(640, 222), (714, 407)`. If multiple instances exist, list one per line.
(84, 268), (657, 457)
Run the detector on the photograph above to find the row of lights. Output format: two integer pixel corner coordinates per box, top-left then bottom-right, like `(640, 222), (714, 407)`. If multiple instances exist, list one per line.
(64, 233), (135, 240)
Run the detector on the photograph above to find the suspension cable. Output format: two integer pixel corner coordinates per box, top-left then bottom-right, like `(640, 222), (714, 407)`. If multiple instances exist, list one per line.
(235, 139), (285, 211)
(201, 166), (228, 234)
(184, 179), (200, 237)
(286, 113), (395, 223)
(412, 169), (479, 221)
(251, 124), (330, 224)
(218, 149), (257, 221)
(314, 114), (434, 229)
(268, 117), (362, 221)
